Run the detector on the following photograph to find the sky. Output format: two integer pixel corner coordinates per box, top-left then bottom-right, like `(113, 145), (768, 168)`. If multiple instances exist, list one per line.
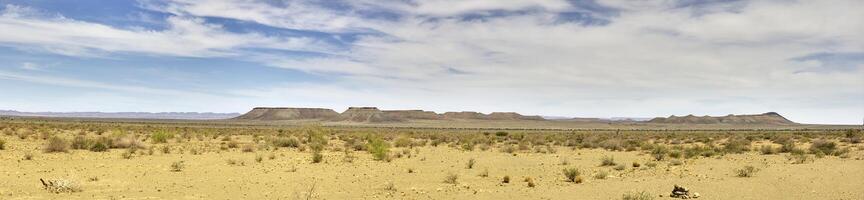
(0, 0), (862, 124)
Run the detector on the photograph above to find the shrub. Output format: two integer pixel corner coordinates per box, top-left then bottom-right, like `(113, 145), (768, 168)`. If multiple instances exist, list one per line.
(242, 144), (256, 153)
(600, 156), (616, 166)
(759, 145), (777, 155)
(735, 166), (759, 177)
(789, 153), (811, 164)
(622, 191), (655, 200)
(150, 131), (173, 144)
(444, 173), (458, 184)
(272, 136), (300, 148)
(645, 162), (657, 168)
(467, 158), (476, 169)
(121, 149), (134, 159)
(669, 159), (683, 166)
(71, 135), (92, 150)
(43, 136), (69, 153)
(495, 131), (508, 137)
(311, 151), (323, 163)
(632, 162), (641, 168)
(668, 150), (682, 159)
(723, 139), (751, 154)
(500, 145), (517, 154)
(526, 177), (536, 187)
(367, 137), (391, 161)
(651, 145), (668, 161)
(89, 141), (108, 152)
(0, 139), (5, 150)
(614, 164), (626, 171)
(593, 170), (609, 179)
(563, 168), (582, 183)
(394, 137), (412, 148)
(170, 161), (185, 172)
(779, 140), (796, 153)
(809, 140), (837, 155)
(255, 154), (264, 163)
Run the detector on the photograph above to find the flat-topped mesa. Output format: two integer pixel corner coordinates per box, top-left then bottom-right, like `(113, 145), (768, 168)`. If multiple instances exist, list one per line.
(648, 112), (796, 125)
(382, 110), (442, 120)
(337, 107), (400, 122)
(442, 111), (486, 120)
(486, 112), (545, 120)
(443, 111), (545, 120)
(234, 107), (339, 120)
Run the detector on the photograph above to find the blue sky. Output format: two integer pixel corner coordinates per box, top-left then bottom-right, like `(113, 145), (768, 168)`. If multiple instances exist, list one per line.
(0, 0), (862, 124)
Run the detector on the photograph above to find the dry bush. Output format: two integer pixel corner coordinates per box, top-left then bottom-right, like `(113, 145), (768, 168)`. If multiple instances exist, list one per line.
(444, 173), (458, 184)
(622, 191), (654, 200)
(393, 137), (412, 148)
(650, 145), (668, 161)
(735, 166), (759, 177)
(760, 145), (778, 155)
(632, 161), (641, 168)
(272, 136), (300, 148)
(43, 136), (69, 153)
(600, 156), (616, 166)
(594, 170), (609, 179)
(0, 138), (5, 150)
(669, 159), (683, 166)
(526, 177), (536, 187)
(40, 178), (81, 193)
(242, 144), (256, 153)
(723, 138), (751, 154)
(467, 158), (476, 169)
(170, 161), (185, 172)
(614, 164), (626, 171)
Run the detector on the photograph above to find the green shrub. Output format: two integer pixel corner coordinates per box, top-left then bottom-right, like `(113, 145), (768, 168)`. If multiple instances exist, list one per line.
(367, 137), (391, 161)
(809, 139), (837, 155)
(723, 138), (751, 154)
(150, 131), (173, 144)
(89, 141), (108, 152)
(0, 139), (5, 150)
(44, 136), (69, 153)
(651, 145), (668, 161)
(563, 168), (582, 183)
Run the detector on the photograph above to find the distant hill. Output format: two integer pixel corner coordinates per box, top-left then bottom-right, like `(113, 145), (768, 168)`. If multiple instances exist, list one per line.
(648, 112), (795, 125)
(0, 110), (240, 120)
(233, 107), (545, 122)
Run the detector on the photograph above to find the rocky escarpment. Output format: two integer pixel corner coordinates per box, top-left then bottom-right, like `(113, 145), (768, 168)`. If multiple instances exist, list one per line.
(648, 112), (795, 125)
(233, 107), (339, 120)
(443, 111), (544, 120)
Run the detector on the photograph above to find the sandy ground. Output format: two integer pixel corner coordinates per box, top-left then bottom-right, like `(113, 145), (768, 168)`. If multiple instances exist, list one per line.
(1, 135), (863, 200)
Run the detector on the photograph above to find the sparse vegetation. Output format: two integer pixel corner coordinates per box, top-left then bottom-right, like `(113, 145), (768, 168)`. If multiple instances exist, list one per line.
(467, 158), (476, 169)
(563, 168), (583, 183)
(367, 137), (391, 161)
(444, 173), (458, 184)
(601, 155), (616, 166)
(735, 166), (759, 177)
(44, 136), (69, 153)
(622, 191), (654, 200)
(170, 161), (185, 172)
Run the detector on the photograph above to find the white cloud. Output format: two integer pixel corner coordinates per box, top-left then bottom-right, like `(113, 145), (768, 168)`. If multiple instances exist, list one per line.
(0, 4), (331, 57)
(0, 1), (862, 124)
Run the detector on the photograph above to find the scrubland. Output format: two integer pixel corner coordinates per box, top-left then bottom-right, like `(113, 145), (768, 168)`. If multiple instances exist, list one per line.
(0, 118), (862, 199)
